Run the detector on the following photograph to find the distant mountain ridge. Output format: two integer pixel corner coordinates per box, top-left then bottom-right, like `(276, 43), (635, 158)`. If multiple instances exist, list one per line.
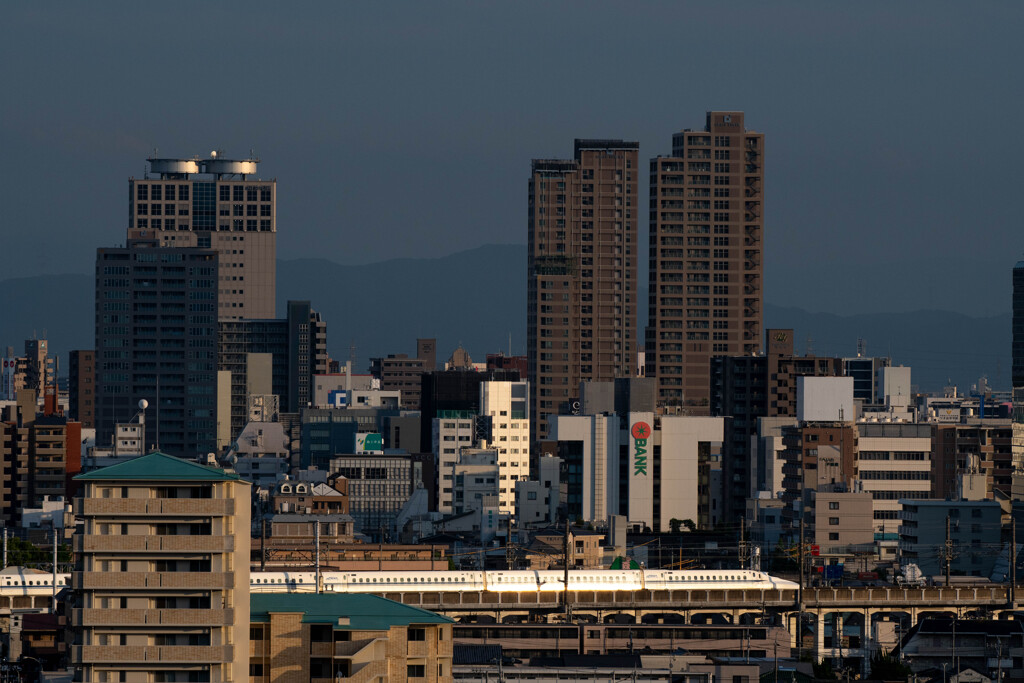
(0, 244), (1007, 392)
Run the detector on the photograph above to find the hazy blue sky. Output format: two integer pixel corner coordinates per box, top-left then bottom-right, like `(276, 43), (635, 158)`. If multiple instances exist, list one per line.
(3, 2), (1022, 315)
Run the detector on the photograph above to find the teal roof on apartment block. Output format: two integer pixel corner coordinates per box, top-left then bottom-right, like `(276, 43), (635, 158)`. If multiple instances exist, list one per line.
(250, 593), (452, 630)
(74, 451), (245, 482)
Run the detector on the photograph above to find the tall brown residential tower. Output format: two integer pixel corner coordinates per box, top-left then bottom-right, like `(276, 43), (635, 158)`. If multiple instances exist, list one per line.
(528, 139), (639, 444)
(647, 112), (764, 413)
(128, 155), (276, 320)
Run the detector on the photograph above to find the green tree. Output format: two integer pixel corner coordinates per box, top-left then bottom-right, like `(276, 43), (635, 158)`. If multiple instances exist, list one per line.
(669, 518), (682, 534)
(811, 658), (838, 680)
(682, 519), (697, 533)
(869, 651), (912, 680)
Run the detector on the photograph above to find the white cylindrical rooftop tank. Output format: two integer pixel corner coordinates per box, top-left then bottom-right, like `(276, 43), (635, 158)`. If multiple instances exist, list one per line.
(149, 158), (200, 175)
(205, 158), (258, 175)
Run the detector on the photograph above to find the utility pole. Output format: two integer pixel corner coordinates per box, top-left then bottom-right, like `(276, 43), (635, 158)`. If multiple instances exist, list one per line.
(945, 515), (952, 588)
(260, 519), (266, 571)
(798, 513), (805, 661)
(952, 617), (957, 680)
(798, 515), (806, 598)
(314, 520), (321, 594)
(563, 519), (571, 616)
(51, 524), (58, 611)
(739, 517), (748, 569)
(506, 516), (513, 570)
(1012, 518), (1017, 607)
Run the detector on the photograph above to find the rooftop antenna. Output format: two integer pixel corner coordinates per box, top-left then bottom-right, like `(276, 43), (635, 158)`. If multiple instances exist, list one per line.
(856, 338), (865, 358)
(805, 336), (814, 356)
(136, 399), (148, 454)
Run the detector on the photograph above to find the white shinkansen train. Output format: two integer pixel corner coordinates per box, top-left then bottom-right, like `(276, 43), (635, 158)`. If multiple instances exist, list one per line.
(248, 569), (799, 594)
(0, 569), (798, 597)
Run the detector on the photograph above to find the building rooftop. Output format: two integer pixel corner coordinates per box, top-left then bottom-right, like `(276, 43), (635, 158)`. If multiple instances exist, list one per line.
(250, 593), (452, 630)
(900, 499), (1002, 508)
(75, 451), (245, 482)
(266, 513), (354, 523)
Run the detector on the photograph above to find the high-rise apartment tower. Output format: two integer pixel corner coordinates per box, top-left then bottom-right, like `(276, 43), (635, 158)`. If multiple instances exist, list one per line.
(527, 139), (639, 445)
(129, 155), (276, 320)
(95, 241), (219, 457)
(647, 112), (764, 413)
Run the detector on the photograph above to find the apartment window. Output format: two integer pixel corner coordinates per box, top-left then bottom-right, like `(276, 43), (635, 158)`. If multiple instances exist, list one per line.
(408, 665), (425, 678)
(829, 533), (839, 541)
(829, 517), (840, 525)
(408, 628), (426, 641)
(829, 502), (840, 510)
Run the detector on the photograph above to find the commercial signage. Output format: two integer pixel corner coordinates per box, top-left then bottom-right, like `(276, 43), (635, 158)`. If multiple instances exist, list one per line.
(631, 421), (650, 475)
(627, 412), (655, 529)
(355, 432), (383, 453)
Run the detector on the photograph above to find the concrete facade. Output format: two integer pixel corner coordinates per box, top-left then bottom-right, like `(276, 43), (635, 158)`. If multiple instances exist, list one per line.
(71, 452), (251, 683)
(69, 350), (96, 429)
(550, 410), (723, 532)
(646, 112), (764, 412)
(94, 242), (219, 458)
(478, 381), (530, 514)
(249, 593), (453, 682)
(128, 156), (276, 320)
(527, 140), (639, 443)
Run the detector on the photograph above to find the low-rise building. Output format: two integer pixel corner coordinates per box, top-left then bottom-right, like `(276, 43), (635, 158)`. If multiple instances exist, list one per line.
(550, 379), (724, 532)
(812, 489), (874, 559)
(249, 593), (453, 682)
(899, 499), (1003, 578)
(228, 421), (290, 487)
(515, 454), (561, 528)
(525, 528), (605, 569)
(271, 477), (349, 515)
(329, 452), (430, 537)
(900, 619), (1024, 680)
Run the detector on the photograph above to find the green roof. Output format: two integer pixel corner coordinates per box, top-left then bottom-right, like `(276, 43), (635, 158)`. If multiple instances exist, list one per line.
(250, 593), (453, 630)
(75, 451), (245, 482)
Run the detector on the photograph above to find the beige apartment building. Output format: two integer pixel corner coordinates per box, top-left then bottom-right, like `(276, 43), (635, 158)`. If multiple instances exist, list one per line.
(647, 112), (764, 413)
(249, 593), (453, 682)
(128, 156), (276, 320)
(527, 140), (639, 444)
(72, 452), (251, 683)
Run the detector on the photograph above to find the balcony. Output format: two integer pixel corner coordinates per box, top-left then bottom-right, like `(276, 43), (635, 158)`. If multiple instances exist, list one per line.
(73, 571), (234, 590)
(78, 498), (234, 517)
(75, 534), (234, 554)
(74, 608), (233, 626)
(73, 644), (233, 663)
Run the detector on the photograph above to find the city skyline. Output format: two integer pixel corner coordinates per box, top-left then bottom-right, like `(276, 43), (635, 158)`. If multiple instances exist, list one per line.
(4, 3), (1024, 317)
